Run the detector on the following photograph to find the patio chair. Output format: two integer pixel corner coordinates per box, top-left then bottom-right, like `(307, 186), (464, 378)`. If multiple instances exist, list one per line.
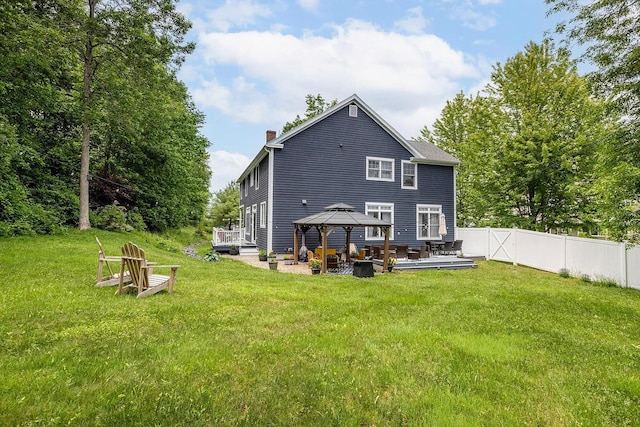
(442, 241), (454, 255)
(395, 245), (408, 259)
(420, 243), (431, 259)
(96, 237), (130, 287)
(326, 254), (340, 271)
(117, 241), (180, 298)
(452, 240), (463, 255)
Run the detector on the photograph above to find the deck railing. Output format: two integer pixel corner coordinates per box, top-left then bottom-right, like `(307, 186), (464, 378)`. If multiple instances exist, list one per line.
(212, 228), (242, 247)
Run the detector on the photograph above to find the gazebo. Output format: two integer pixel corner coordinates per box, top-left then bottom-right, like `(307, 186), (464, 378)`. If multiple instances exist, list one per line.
(292, 203), (392, 274)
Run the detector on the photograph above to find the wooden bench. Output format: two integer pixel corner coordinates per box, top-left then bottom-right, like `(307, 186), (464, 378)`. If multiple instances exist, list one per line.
(117, 241), (180, 298)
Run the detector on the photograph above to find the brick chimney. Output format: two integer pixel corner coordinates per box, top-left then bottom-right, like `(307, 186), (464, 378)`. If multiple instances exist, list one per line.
(266, 130), (276, 142)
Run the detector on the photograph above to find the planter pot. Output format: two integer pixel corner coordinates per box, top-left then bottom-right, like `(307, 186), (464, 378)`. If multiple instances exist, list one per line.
(269, 261), (278, 270)
(259, 255), (267, 261)
(285, 260), (294, 265)
(311, 268), (321, 275)
(229, 248), (239, 255)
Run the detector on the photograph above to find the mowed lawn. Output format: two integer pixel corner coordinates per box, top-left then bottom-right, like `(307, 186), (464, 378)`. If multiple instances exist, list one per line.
(1, 231), (639, 426)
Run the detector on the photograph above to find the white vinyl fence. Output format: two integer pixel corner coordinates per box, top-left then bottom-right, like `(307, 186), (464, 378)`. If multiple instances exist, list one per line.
(458, 227), (640, 290)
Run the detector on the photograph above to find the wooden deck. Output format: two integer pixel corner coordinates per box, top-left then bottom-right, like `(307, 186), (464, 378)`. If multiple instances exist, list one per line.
(373, 255), (478, 271)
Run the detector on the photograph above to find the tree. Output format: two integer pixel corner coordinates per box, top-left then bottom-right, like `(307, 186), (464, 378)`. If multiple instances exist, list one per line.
(282, 94), (337, 133)
(0, 0), (210, 234)
(547, 0), (640, 241)
(209, 182), (240, 229)
(425, 41), (606, 232)
(420, 92), (508, 227)
(59, 0), (195, 229)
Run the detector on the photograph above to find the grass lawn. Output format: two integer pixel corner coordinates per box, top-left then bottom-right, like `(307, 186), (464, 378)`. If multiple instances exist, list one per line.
(1, 231), (639, 426)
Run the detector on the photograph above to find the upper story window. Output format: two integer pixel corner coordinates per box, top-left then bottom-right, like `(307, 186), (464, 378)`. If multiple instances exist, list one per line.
(366, 157), (394, 182)
(349, 104), (358, 117)
(365, 202), (394, 240)
(244, 178), (248, 197)
(402, 161), (417, 189)
(249, 169), (254, 187)
(254, 166), (259, 190)
(417, 205), (442, 240)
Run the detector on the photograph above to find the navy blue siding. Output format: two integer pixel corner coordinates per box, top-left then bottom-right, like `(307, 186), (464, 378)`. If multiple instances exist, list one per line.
(239, 156), (269, 251)
(270, 104), (455, 253)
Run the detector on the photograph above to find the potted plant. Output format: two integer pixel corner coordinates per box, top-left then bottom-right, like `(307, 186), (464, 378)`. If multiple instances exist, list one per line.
(387, 257), (397, 272)
(258, 250), (268, 262)
(283, 254), (294, 265)
(268, 258), (278, 270)
(229, 244), (239, 255)
(350, 250), (359, 260)
(309, 257), (322, 274)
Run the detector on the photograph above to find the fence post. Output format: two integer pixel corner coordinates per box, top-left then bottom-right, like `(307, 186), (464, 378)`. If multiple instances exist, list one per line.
(486, 227), (491, 260)
(621, 241), (628, 288)
(513, 227), (518, 266)
(562, 234), (567, 273)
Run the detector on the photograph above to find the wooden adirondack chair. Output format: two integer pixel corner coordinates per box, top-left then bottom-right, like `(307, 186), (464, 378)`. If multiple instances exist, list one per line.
(117, 241), (180, 298)
(96, 237), (131, 287)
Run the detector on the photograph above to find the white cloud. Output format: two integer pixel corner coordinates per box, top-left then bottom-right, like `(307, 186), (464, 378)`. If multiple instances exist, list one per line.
(209, 150), (251, 193)
(297, 0), (319, 11)
(394, 7), (429, 35)
(207, 0), (272, 32)
(477, 0), (501, 5)
(193, 19), (480, 138)
(451, 6), (496, 31)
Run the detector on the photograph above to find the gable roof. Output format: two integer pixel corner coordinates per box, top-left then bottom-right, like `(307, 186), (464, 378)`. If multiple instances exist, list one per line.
(238, 94), (459, 181)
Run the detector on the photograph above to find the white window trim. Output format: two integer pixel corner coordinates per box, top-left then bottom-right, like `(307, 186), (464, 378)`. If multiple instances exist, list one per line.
(349, 104), (358, 117)
(366, 157), (395, 182)
(365, 202), (394, 241)
(259, 201), (266, 228)
(244, 178), (248, 196)
(239, 205), (244, 230)
(250, 170), (254, 187)
(401, 160), (417, 190)
(416, 204), (442, 240)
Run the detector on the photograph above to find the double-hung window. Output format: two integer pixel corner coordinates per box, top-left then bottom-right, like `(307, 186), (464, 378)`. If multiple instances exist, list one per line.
(366, 157), (394, 181)
(365, 202), (394, 240)
(259, 201), (266, 228)
(417, 205), (442, 240)
(402, 160), (417, 189)
(255, 166), (259, 190)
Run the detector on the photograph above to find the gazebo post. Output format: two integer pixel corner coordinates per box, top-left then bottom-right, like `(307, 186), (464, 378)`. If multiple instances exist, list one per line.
(321, 225), (328, 274)
(293, 225), (299, 265)
(345, 226), (353, 263)
(383, 226), (390, 273)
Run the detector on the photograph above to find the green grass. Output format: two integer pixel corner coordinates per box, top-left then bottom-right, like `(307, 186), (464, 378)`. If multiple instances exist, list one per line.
(1, 231), (640, 426)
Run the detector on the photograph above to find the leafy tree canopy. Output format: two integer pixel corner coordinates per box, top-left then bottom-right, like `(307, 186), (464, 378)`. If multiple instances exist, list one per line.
(209, 181), (240, 229)
(282, 94), (337, 133)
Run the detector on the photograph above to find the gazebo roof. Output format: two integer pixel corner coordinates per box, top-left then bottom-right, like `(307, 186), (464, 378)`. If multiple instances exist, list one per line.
(293, 203), (392, 228)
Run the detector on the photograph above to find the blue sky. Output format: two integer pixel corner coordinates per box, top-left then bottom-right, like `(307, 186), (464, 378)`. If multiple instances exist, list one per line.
(176, 0), (566, 193)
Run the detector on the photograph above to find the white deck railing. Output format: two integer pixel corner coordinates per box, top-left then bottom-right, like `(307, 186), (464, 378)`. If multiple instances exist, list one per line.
(212, 228), (242, 247)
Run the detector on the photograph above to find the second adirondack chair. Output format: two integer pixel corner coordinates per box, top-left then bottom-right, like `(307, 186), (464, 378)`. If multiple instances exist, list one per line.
(96, 237), (130, 287)
(117, 241), (180, 298)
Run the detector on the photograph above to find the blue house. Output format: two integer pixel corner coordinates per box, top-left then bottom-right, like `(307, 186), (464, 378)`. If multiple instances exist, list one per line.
(236, 94), (459, 256)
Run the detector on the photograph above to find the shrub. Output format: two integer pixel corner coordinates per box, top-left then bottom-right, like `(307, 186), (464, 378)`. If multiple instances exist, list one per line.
(204, 250), (221, 262)
(558, 268), (570, 278)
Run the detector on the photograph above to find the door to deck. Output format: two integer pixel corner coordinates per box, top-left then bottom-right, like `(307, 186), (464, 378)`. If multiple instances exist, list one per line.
(244, 207), (252, 243)
(244, 206), (257, 244)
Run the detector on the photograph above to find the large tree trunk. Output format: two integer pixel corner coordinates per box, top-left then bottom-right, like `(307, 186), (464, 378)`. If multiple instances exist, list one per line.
(78, 0), (96, 230)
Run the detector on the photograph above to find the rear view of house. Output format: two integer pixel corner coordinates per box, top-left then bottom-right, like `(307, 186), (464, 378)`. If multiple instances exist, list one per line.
(236, 94), (460, 255)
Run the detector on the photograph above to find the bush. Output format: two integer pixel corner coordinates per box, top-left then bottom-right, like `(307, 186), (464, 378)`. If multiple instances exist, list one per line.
(93, 205), (147, 232)
(204, 250), (221, 262)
